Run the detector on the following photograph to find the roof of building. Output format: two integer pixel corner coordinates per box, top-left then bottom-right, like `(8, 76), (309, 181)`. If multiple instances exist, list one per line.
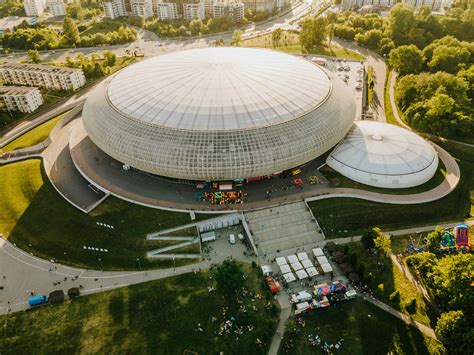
(0, 62), (83, 75)
(106, 47), (332, 131)
(326, 121), (438, 189)
(0, 85), (39, 95)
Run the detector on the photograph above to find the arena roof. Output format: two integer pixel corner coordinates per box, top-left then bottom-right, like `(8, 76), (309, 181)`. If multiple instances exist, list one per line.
(106, 47), (332, 130)
(326, 121), (438, 189)
(82, 48), (356, 181)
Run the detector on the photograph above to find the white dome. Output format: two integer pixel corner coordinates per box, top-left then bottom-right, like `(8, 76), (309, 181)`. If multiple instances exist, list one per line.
(106, 47), (332, 130)
(326, 121), (438, 189)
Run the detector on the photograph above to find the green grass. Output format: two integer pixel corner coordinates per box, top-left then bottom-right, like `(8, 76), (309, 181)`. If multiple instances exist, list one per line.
(319, 159), (447, 195)
(278, 298), (445, 355)
(81, 19), (124, 36)
(2, 112), (66, 153)
(337, 242), (433, 326)
(367, 65), (374, 106)
(384, 69), (400, 126)
(242, 32), (365, 60)
(0, 159), (215, 270)
(0, 264), (279, 354)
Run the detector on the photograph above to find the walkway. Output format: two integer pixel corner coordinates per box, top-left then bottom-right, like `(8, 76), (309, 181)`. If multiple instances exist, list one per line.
(389, 70), (411, 129)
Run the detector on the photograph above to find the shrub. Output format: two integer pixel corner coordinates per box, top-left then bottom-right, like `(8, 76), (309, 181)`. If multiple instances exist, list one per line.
(405, 298), (417, 314)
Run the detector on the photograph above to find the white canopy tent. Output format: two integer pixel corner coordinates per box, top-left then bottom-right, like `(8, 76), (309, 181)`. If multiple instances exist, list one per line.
(276, 257), (287, 266)
(283, 272), (296, 283)
(317, 256), (329, 265)
(291, 262), (304, 271)
(320, 263), (333, 273)
(297, 252), (309, 261)
(302, 259), (314, 269)
(296, 269), (309, 280)
(287, 254), (299, 264)
(312, 247), (324, 257)
(279, 264), (291, 274)
(306, 267), (319, 277)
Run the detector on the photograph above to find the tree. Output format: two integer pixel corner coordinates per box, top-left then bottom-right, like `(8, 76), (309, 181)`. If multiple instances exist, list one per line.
(436, 311), (474, 354)
(214, 260), (245, 296)
(299, 17), (327, 52)
(361, 227), (382, 249)
(385, 3), (417, 46)
(271, 28), (282, 48)
(389, 45), (424, 76)
(27, 49), (40, 63)
(231, 30), (242, 46)
(63, 17), (80, 45)
(374, 233), (391, 257)
(428, 45), (470, 74)
(103, 51), (116, 66)
(355, 29), (385, 50)
(425, 226), (445, 251)
(189, 19), (203, 36)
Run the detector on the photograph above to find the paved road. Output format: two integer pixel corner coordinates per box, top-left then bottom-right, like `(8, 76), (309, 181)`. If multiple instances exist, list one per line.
(268, 305), (292, 355)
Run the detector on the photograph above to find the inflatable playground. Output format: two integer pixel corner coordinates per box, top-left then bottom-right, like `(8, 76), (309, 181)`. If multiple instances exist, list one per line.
(407, 224), (471, 254)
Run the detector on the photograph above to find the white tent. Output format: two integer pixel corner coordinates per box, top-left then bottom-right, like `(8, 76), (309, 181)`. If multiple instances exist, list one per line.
(296, 269), (309, 280)
(320, 263), (333, 273)
(312, 247), (324, 257)
(306, 267), (319, 277)
(276, 257), (287, 266)
(291, 261), (303, 271)
(297, 252), (309, 261)
(317, 256), (329, 265)
(283, 272), (296, 283)
(261, 265), (273, 276)
(280, 264), (291, 274)
(287, 254), (299, 264)
(302, 259), (314, 269)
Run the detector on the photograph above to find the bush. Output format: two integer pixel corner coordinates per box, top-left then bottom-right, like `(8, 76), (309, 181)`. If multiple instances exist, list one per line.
(376, 283), (385, 297)
(349, 252), (358, 266)
(389, 290), (401, 304)
(405, 298), (417, 314)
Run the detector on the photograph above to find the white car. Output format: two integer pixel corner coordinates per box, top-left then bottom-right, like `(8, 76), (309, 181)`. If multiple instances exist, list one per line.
(229, 234), (236, 244)
(355, 83), (363, 91)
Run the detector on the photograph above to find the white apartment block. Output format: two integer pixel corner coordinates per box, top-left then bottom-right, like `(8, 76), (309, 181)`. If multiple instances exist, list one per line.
(152, 1), (178, 20)
(23, 0), (45, 16)
(243, 0), (274, 11)
(275, 0), (287, 8)
(0, 63), (86, 91)
(47, 0), (66, 16)
(213, 2), (244, 23)
(204, 0), (216, 17)
(402, 0), (443, 10)
(102, 0), (127, 19)
(0, 86), (44, 113)
(341, 0), (395, 9)
(131, 0), (154, 19)
(183, 1), (205, 20)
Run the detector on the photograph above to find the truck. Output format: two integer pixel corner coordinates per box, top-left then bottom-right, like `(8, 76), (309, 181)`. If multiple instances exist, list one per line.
(265, 276), (281, 294)
(28, 295), (49, 307)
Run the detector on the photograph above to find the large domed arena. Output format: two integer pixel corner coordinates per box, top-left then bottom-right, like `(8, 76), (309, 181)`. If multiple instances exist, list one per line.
(82, 47), (356, 181)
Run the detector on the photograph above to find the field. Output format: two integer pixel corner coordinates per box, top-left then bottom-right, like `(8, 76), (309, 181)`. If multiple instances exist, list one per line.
(81, 19), (125, 36)
(0, 264), (279, 354)
(1, 112), (66, 152)
(0, 159), (215, 270)
(242, 32), (365, 60)
(278, 299), (445, 355)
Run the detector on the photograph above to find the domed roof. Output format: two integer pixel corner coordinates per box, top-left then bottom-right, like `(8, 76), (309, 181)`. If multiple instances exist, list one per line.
(106, 47), (332, 130)
(326, 121), (438, 189)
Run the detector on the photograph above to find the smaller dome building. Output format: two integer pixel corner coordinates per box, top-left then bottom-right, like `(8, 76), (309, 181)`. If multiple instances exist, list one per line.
(326, 121), (438, 189)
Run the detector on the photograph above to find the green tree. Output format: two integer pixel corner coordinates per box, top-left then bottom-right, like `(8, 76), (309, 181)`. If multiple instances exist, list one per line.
(231, 30), (242, 46)
(214, 260), (245, 296)
(271, 28), (283, 47)
(299, 17), (327, 52)
(374, 233), (391, 257)
(428, 45), (470, 74)
(425, 226), (445, 252)
(385, 3), (416, 46)
(189, 19), (203, 36)
(389, 45), (424, 76)
(436, 311), (474, 354)
(27, 49), (41, 63)
(103, 51), (116, 66)
(361, 227), (381, 249)
(63, 17), (80, 45)
(404, 298), (417, 314)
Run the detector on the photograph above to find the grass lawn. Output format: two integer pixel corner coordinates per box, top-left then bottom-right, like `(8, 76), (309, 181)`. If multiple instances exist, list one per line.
(0, 159), (217, 270)
(310, 140), (472, 239)
(0, 264), (279, 354)
(319, 159), (446, 195)
(81, 19), (125, 36)
(2, 112), (67, 152)
(279, 298), (445, 355)
(242, 32), (365, 60)
(384, 69), (400, 126)
(336, 242), (433, 327)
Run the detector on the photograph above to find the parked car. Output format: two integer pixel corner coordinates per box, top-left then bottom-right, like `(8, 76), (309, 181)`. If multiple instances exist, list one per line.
(355, 83), (363, 91)
(228, 234), (236, 244)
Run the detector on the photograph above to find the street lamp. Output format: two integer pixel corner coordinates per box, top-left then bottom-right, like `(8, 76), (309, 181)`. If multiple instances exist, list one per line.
(98, 258), (103, 271)
(136, 258), (142, 271)
(64, 252), (70, 263)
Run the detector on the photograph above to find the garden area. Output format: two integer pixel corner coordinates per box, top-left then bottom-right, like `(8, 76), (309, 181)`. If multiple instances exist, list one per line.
(279, 298), (444, 354)
(0, 159), (215, 270)
(0, 262), (279, 354)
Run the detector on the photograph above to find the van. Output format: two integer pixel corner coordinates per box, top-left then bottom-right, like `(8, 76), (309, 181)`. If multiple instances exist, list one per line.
(228, 234), (236, 244)
(238, 233), (245, 241)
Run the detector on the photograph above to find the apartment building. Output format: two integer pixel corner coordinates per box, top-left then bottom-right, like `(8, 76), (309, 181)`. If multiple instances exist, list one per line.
(275, 0), (287, 8)
(213, 2), (244, 23)
(152, 0), (178, 20)
(0, 63), (86, 91)
(341, 0), (395, 9)
(183, 1), (205, 20)
(402, 0), (443, 10)
(47, 0), (66, 16)
(102, 0), (127, 19)
(0, 86), (44, 113)
(242, 0), (274, 11)
(23, 0), (45, 16)
(204, 0), (216, 17)
(131, 0), (154, 19)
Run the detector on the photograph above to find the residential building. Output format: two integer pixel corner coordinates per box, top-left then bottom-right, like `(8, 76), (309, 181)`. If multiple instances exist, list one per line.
(402, 0), (443, 10)
(183, 1), (205, 20)
(243, 0), (274, 11)
(0, 86), (44, 113)
(275, 0), (287, 9)
(131, 0), (154, 19)
(213, 2), (244, 23)
(102, 0), (127, 19)
(0, 63), (86, 91)
(47, 0), (66, 16)
(341, 0), (395, 10)
(23, 0), (45, 16)
(152, 1), (178, 20)
(0, 16), (36, 35)
(204, 0), (216, 17)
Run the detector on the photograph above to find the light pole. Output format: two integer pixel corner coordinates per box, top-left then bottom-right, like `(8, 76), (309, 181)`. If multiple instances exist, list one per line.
(98, 258), (103, 271)
(136, 258), (142, 271)
(64, 252), (70, 263)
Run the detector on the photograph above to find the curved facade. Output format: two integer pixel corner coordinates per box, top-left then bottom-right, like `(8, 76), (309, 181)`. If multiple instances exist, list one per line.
(83, 48), (356, 181)
(326, 121), (438, 189)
